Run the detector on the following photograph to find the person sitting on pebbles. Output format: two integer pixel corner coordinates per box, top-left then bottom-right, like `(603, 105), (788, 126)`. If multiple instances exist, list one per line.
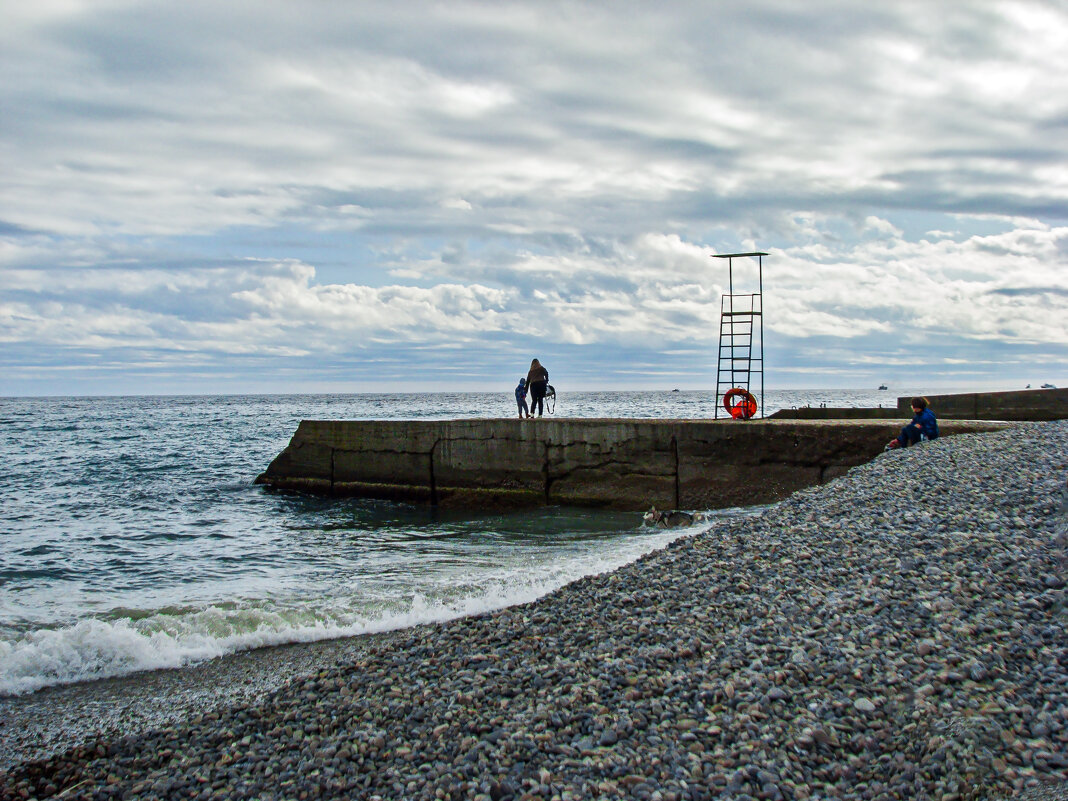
(886, 396), (940, 450)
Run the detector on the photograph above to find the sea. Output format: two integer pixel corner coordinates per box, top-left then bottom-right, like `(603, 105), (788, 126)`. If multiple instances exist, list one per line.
(0, 388), (911, 696)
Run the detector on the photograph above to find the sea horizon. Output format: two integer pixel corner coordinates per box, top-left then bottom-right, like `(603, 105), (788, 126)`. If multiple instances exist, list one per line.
(0, 381), (1037, 401)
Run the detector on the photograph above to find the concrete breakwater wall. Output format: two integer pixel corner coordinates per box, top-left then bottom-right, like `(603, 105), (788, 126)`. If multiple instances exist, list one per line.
(256, 418), (1008, 511)
(767, 407), (899, 420)
(770, 386), (1067, 421)
(898, 386), (1067, 421)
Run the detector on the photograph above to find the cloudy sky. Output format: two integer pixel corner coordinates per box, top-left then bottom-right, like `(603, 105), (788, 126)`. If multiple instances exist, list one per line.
(2, 1), (1066, 397)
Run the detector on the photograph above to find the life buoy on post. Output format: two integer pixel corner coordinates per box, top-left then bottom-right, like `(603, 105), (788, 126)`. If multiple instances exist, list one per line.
(722, 388), (758, 420)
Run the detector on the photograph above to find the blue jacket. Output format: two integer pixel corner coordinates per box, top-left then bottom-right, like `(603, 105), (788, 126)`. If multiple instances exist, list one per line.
(913, 407), (939, 440)
(515, 382), (527, 401)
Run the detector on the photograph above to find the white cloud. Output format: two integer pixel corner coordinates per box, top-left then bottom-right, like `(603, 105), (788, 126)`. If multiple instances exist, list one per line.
(863, 217), (903, 238)
(1, 1), (1066, 393)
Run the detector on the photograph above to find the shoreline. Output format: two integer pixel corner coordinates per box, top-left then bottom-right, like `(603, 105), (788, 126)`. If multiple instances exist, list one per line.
(0, 630), (407, 772)
(2, 421), (1066, 800)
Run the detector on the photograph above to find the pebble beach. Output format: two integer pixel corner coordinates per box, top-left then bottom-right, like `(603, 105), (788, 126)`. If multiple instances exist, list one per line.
(2, 421), (1066, 800)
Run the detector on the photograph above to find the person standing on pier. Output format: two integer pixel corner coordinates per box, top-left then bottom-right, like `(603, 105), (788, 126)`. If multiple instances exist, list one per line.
(526, 358), (550, 417)
(515, 377), (531, 418)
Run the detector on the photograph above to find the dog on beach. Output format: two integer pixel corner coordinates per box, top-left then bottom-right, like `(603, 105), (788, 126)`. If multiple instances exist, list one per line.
(642, 507), (710, 528)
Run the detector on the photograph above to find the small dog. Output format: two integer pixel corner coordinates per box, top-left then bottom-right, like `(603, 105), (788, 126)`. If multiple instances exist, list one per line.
(643, 507), (710, 528)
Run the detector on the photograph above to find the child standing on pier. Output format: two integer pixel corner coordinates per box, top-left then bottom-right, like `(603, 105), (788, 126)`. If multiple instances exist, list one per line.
(515, 378), (530, 419)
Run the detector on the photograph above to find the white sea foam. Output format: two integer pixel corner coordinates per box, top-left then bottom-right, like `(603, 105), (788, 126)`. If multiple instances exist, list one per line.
(4, 391), (803, 697)
(0, 523), (702, 695)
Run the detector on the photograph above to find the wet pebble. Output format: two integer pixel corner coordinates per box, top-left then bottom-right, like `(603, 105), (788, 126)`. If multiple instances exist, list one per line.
(2, 422), (1067, 800)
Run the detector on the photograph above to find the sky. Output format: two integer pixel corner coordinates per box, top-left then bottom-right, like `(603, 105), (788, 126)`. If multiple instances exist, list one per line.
(2, 1), (1067, 397)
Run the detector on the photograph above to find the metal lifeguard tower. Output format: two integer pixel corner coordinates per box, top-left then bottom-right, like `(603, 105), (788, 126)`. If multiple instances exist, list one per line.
(713, 252), (766, 419)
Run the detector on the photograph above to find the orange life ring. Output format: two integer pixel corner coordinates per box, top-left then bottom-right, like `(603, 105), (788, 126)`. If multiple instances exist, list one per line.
(722, 388), (758, 420)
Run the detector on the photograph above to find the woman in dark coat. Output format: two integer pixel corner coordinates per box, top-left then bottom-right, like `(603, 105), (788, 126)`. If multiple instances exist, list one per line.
(526, 358), (549, 417)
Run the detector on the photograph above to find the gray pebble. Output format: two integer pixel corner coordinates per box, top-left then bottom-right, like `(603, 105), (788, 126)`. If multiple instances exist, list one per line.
(2, 421), (1067, 801)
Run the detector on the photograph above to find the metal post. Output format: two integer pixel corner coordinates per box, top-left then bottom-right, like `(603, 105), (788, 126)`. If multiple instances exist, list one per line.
(758, 253), (764, 414)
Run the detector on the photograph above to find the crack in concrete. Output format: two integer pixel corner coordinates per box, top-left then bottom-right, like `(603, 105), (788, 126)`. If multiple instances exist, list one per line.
(672, 435), (680, 508)
(429, 438), (440, 506)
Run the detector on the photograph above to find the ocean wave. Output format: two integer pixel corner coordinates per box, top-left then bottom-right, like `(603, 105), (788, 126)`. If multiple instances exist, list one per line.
(0, 522), (700, 696)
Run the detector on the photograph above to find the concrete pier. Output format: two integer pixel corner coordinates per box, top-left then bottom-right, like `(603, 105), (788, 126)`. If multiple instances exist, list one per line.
(770, 387), (1067, 421)
(256, 418), (1009, 511)
(899, 386), (1067, 421)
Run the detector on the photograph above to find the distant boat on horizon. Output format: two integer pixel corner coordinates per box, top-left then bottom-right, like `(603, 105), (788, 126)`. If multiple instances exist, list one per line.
(878, 384), (888, 390)
(1041, 383), (1057, 389)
